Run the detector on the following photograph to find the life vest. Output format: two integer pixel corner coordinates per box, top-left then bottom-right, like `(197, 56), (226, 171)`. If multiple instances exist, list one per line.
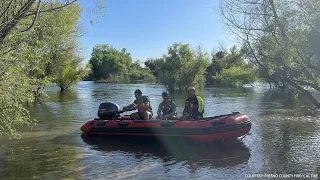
(161, 100), (174, 115)
(186, 95), (204, 118)
(196, 96), (204, 117)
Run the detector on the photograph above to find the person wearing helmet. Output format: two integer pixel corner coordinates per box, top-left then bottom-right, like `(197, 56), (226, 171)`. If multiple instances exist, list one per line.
(157, 91), (177, 119)
(182, 86), (204, 120)
(122, 89), (153, 120)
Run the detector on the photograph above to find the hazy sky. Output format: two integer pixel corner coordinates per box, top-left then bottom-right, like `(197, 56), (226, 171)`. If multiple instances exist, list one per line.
(79, 0), (237, 64)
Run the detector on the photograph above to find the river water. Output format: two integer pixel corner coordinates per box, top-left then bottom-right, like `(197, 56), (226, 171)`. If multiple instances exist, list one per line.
(0, 81), (319, 180)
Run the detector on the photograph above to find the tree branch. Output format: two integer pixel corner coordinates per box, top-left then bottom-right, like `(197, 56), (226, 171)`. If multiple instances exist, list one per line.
(21, 0), (41, 32)
(25, 0), (78, 17)
(0, 0), (35, 43)
(285, 77), (320, 108)
(269, 0), (288, 44)
(0, 0), (15, 19)
(296, 80), (320, 91)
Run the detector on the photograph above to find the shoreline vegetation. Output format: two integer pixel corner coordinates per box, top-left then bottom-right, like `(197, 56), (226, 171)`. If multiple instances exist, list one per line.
(87, 43), (257, 90)
(1, 0), (320, 138)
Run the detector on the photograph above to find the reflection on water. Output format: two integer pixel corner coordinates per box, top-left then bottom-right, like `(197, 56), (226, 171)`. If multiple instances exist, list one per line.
(80, 135), (251, 179)
(81, 135), (250, 168)
(0, 81), (319, 179)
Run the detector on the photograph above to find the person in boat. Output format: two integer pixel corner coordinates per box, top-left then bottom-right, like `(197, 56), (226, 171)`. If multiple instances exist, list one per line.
(122, 89), (153, 120)
(156, 91), (177, 119)
(182, 86), (204, 120)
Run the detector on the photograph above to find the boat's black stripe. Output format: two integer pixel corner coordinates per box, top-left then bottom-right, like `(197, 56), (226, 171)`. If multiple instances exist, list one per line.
(89, 121), (251, 135)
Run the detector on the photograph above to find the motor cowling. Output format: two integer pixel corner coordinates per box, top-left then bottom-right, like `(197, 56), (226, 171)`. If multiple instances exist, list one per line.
(97, 102), (120, 120)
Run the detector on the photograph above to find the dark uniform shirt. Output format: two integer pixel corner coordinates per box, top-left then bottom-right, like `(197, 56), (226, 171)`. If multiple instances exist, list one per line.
(157, 100), (177, 117)
(183, 95), (204, 119)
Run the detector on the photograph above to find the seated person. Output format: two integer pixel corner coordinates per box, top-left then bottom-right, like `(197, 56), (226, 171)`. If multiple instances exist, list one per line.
(182, 86), (204, 120)
(157, 91), (177, 119)
(123, 89), (153, 120)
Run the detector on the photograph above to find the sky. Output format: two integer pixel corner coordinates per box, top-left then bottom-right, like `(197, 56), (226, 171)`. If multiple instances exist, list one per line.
(78, 0), (238, 64)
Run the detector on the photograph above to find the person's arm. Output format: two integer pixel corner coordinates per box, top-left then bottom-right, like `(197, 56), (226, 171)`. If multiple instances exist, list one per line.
(124, 100), (138, 110)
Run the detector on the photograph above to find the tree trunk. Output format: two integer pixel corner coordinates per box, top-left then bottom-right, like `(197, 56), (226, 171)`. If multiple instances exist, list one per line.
(34, 86), (44, 102)
(266, 78), (272, 89)
(285, 78), (320, 108)
(60, 86), (67, 91)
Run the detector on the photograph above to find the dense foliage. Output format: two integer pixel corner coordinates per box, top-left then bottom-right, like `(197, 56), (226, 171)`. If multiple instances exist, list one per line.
(129, 60), (157, 83)
(89, 44), (132, 81)
(88, 44), (156, 83)
(161, 43), (210, 90)
(208, 46), (257, 87)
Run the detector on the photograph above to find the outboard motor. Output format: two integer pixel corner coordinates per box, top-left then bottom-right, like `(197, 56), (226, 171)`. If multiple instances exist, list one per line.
(97, 102), (120, 120)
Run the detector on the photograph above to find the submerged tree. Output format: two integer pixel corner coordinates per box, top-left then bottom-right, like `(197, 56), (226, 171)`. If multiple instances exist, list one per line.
(162, 43), (210, 91)
(55, 60), (92, 91)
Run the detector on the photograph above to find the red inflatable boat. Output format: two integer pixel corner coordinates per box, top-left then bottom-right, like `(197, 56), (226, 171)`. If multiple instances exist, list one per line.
(80, 102), (251, 142)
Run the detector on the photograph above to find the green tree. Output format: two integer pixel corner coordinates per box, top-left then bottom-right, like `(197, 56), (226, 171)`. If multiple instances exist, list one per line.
(55, 60), (91, 91)
(144, 58), (167, 84)
(89, 44), (132, 82)
(214, 66), (257, 87)
(207, 46), (257, 87)
(162, 43), (210, 91)
(129, 60), (156, 82)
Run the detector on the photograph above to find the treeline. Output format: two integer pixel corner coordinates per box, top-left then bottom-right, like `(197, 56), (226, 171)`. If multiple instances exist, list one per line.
(88, 43), (257, 90)
(0, 1), (104, 138)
